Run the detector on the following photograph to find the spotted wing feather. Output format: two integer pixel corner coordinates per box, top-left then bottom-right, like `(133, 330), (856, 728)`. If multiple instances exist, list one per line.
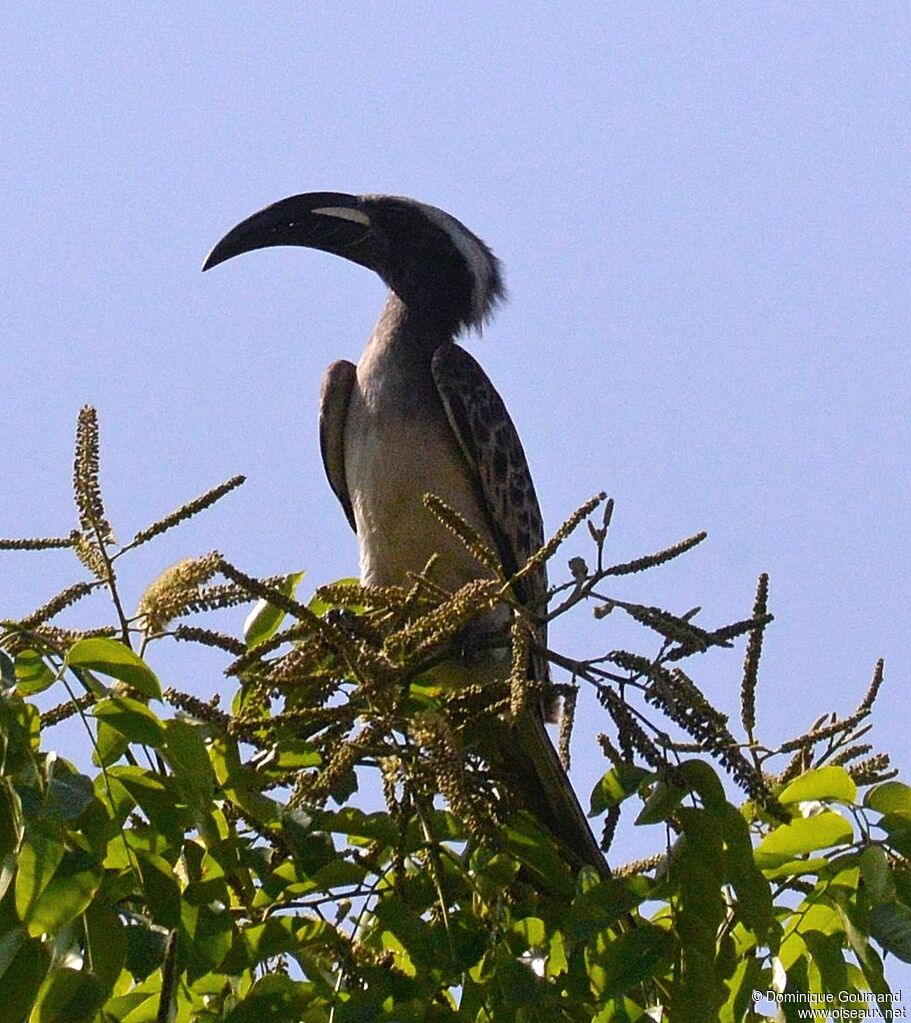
(432, 343), (608, 877)
(431, 342), (547, 623)
(319, 359), (357, 532)
(431, 343), (549, 689)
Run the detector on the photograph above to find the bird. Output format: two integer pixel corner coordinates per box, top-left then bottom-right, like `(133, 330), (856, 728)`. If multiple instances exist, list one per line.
(203, 191), (609, 880)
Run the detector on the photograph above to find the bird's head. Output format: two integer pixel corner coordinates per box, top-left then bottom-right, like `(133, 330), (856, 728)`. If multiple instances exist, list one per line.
(203, 192), (504, 336)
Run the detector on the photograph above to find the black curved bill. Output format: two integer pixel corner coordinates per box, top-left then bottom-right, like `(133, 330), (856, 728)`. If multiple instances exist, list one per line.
(202, 191), (382, 272)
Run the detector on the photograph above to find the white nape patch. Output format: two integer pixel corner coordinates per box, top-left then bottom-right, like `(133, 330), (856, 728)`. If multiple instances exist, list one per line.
(312, 206), (372, 226)
(412, 201), (493, 324)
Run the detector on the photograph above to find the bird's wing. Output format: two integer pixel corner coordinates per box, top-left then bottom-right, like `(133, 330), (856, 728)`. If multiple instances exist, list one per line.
(431, 341), (548, 688)
(319, 360), (357, 532)
(430, 342), (547, 624)
(432, 343), (609, 878)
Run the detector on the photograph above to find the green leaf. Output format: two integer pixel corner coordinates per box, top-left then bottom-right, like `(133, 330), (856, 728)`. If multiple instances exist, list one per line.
(91, 720), (129, 768)
(102, 991), (156, 1020)
(14, 650), (56, 697)
(565, 880), (642, 942)
(865, 781), (911, 818)
(83, 898), (126, 997)
(234, 916), (329, 970)
(183, 900), (234, 979)
(803, 929), (849, 999)
(136, 852), (181, 928)
(124, 922), (168, 980)
(876, 815), (911, 859)
(163, 717), (216, 806)
(0, 928), (26, 983)
(0, 785), (17, 861)
(719, 802), (775, 942)
(492, 947), (540, 1005)
(860, 844), (896, 906)
(315, 807), (398, 845)
(0, 932), (49, 1023)
(25, 854), (101, 937)
(29, 966), (103, 1023)
(0, 650), (15, 686)
(209, 737), (282, 830)
(836, 900), (892, 1002)
(504, 814), (574, 894)
(677, 759), (728, 812)
(243, 571), (305, 648)
(780, 956), (812, 1023)
(223, 974), (314, 1023)
(779, 766), (857, 805)
(586, 924), (673, 999)
(894, 866), (911, 907)
(759, 856), (830, 880)
(448, 913), (488, 972)
(261, 740), (321, 775)
(280, 810), (336, 874)
(373, 897), (436, 971)
(45, 772), (95, 823)
(307, 577), (360, 617)
(670, 808), (728, 1019)
(14, 828), (65, 923)
(589, 765), (651, 816)
(310, 856), (369, 892)
(106, 766), (187, 840)
(93, 696), (165, 746)
(66, 638), (161, 699)
(870, 902), (911, 963)
(0, 697), (40, 773)
(777, 864), (859, 972)
(510, 915), (545, 947)
(755, 812), (853, 868)
(470, 848), (521, 899)
(546, 930), (569, 980)
(636, 778), (685, 825)
(720, 955), (764, 1023)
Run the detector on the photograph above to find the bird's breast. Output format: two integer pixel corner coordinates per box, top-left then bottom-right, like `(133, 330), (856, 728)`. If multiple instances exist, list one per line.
(344, 358), (496, 591)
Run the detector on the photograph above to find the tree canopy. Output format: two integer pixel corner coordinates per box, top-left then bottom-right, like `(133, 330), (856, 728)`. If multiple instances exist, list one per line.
(0, 408), (908, 1023)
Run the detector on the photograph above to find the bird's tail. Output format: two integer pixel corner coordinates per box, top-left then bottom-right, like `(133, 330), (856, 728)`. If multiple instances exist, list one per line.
(499, 708), (612, 880)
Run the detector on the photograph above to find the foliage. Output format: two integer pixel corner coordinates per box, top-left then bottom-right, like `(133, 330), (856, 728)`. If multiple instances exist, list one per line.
(0, 408), (907, 1023)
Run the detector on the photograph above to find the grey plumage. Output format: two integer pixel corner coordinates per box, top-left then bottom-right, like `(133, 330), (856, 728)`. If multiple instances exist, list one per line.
(204, 192), (609, 879)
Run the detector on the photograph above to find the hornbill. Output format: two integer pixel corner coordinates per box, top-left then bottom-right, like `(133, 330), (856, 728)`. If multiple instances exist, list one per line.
(203, 192), (609, 879)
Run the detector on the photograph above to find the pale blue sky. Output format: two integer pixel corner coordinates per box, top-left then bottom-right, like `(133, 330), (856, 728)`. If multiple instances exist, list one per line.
(2, 0), (909, 951)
